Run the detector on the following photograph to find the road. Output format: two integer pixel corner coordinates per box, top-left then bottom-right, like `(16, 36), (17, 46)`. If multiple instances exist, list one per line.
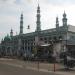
(0, 58), (75, 75)
(0, 58), (59, 75)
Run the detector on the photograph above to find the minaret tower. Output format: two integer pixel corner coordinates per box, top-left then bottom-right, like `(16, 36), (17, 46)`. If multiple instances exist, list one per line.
(56, 16), (59, 29)
(62, 11), (67, 27)
(10, 28), (13, 37)
(20, 13), (23, 34)
(36, 2), (41, 32)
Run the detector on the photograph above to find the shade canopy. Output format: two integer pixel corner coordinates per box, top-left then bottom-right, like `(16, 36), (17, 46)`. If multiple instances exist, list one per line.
(40, 44), (51, 47)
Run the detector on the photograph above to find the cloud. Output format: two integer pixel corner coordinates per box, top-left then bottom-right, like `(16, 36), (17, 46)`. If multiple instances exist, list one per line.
(0, 0), (16, 4)
(0, 0), (75, 41)
(42, 0), (75, 5)
(0, 0), (75, 5)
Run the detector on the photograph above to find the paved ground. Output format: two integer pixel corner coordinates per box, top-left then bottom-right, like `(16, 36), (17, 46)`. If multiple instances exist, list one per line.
(0, 58), (75, 75)
(0, 63), (57, 75)
(0, 58), (59, 75)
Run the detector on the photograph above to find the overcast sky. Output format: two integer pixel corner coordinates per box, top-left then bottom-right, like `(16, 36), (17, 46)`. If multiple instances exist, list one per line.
(0, 0), (75, 41)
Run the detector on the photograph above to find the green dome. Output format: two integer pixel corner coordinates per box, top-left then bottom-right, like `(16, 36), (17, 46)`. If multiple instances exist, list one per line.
(4, 34), (11, 41)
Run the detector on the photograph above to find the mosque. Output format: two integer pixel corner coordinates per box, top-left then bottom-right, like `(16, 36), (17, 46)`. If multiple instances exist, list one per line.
(0, 4), (75, 59)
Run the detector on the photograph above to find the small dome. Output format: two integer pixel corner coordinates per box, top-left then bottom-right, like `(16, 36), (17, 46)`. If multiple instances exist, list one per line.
(63, 11), (66, 18)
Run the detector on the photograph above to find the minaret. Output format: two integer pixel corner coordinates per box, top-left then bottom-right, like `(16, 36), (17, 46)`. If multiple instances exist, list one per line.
(10, 28), (13, 37)
(20, 13), (23, 34)
(56, 16), (59, 29)
(36, 3), (41, 32)
(62, 11), (67, 27)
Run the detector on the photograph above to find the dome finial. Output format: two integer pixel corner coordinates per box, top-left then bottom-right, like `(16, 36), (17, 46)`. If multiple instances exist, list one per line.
(64, 10), (65, 13)
(11, 28), (13, 32)
(37, 0), (40, 8)
(63, 10), (66, 18)
(37, 0), (39, 5)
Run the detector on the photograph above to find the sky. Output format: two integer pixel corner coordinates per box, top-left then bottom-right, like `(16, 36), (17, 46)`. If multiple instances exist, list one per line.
(0, 0), (75, 41)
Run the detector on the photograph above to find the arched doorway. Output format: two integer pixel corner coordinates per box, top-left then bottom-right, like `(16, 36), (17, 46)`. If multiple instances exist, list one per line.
(36, 44), (53, 61)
